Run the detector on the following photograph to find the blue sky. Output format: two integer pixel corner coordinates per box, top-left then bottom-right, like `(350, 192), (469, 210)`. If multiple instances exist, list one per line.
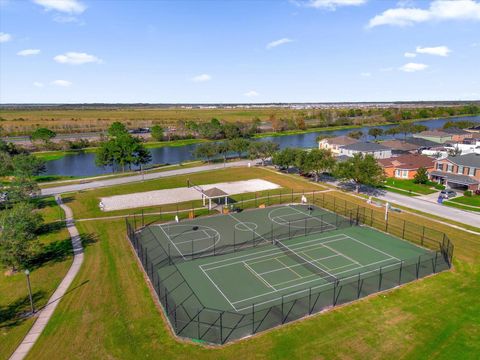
(0, 0), (479, 103)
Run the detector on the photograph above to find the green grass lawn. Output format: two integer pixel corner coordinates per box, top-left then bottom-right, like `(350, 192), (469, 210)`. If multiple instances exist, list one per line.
(443, 195), (480, 213)
(0, 197), (73, 359)
(63, 167), (324, 220)
(384, 178), (439, 195)
(19, 176), (480, 359)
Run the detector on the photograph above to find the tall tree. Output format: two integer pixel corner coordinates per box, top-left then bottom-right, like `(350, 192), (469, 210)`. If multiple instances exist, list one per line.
(368, 128), (384, 141)
(347, 130), (363, 140)
(228, 138), (250, 158)
(11, 154), (46, 179)
(413, 167), (429, 184)
(30, 128), (56, 144)
(299, 149), (336, 182)
(192, 143), (218, 163)
(334, 153), (385, 192)
(0, 202), (43, 271)
(150, 125), (164, 141)
(107, 122), (129, 137)
(248, 141), (279, 165)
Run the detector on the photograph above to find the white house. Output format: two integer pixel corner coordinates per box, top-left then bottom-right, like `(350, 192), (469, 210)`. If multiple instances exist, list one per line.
(318, 135), (359, 154)
(339, 142), (392, 159)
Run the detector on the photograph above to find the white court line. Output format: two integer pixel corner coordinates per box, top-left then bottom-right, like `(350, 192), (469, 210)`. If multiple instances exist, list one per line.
(199, 266), (238, 311)
(174, 234), (214, 245)
(344, 234), (400, 261)
(158, 225), (186, 260)
(201, 234), (348, 271)
(288, 204), (334, 227)
(243, 261), (276, 290)
(228, 213), (268, 243)
(232, 257), (398, 310)
(275, 257), (302, 278)
(321, 243), (362, 266)
(255, 254), (341, 277)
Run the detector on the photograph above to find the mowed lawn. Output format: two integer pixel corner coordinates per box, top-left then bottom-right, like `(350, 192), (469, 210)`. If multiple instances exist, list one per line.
(0, 198), (72, 359)
(63, 167), (325, 219)
(23, 178), (480, 359)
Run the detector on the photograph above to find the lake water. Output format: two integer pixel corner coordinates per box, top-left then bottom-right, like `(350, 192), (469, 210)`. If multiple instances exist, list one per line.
(44, 115), (479, 177)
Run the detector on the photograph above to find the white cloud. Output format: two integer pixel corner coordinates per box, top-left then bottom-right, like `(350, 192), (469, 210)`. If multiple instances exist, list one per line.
(33, 81), (44, 88)
(51, 79), (72, 87)
(404, 52), (417, 58)
(416, 45), (451, 56)
(471, 42), (480, 47)
(399, 62), (428, 72)
(191, 74), (211, 82)
(17, 49), (41, 56)
(33, 0), (86, 14)
(300, 0), (366, 10)
(368, 0), (480, 28)
(360, 72), (371, 77)
(266, 38), (293, 49)
(53, 14), (82, 23)
(54, 52), (102, 64)
(244, 90), (259, 97)
(0, 32), (12, 43)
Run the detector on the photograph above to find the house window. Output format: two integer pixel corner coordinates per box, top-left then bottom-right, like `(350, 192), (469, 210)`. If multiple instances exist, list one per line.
(469, 167), (475, 176)
(437, 163), (443, 171)
(458, 165), (464, 174)
(447, 164), (453, 173)
(396, 169), (408, 178)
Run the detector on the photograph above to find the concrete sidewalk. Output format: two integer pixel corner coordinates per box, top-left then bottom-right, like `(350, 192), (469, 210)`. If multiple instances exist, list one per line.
(41, 160), (253, 196)
(9, 197), (84, 360)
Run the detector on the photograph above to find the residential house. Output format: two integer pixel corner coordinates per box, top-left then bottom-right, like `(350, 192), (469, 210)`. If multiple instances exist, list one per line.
(318, 135), (359, 154)
(441, 128), (473, 142)
(403, 137), (439, 149)
(412, 130), (453, 144)
(381, 140), (419, 155)
(378, 154), (435, 179)
(430, 153), (480, 191)
(339, 142), (392, 159)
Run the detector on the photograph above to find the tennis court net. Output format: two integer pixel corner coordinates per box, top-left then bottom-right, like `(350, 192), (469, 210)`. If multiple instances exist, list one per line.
(273, 239), (337, 284)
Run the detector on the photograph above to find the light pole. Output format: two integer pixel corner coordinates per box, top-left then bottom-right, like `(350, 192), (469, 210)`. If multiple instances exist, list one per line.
(25, 269), (35, 314)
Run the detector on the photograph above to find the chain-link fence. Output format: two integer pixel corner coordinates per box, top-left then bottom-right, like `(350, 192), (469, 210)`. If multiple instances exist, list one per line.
(125, 190), (454, 345)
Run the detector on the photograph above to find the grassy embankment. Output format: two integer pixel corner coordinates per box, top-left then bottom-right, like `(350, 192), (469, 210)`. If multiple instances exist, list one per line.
(10, 167), (479, 359)
(0, 197), (73, 359)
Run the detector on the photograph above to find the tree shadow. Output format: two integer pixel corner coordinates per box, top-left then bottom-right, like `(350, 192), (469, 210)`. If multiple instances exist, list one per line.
(32, 197), (58, 210)
(28, 233), (97, 270)
(0, 291), (46, 329)
(59, 196), (74, 204)
(37, 221), (65, 236)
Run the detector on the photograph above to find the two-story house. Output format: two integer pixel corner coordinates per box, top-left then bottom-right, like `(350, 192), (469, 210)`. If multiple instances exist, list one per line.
(339, 142), (392, 159)
(378, 154), (435, 179)
(430, 153), (480, 191)
(318, 135), (359, 154)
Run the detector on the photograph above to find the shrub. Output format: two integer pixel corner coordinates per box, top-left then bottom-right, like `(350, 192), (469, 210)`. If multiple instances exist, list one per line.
(434, 183), (445, 190)
(464, 190), (472, 197)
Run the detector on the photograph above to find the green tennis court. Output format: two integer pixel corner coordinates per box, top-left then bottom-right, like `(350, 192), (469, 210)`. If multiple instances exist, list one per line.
(139, 204), (439, 312)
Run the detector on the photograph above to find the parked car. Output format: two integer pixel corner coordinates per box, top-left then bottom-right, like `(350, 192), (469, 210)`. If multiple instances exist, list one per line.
(440, 189), (457, 199)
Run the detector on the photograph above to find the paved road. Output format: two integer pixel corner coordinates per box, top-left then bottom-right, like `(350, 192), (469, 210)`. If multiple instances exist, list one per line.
(41, 160), (253, 196)
(376, 190), (480, 228)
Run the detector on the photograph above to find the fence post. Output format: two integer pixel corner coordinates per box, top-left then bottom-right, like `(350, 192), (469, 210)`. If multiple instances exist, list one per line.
(378, 267), (383, 291)
(433, 252), (438, 273)
(357, 273), (361, 298)
(281, 296), (285, 323)
(308, 287), (312, 314)
(398, 260), (403, 285)
(220, 312), (223, 344)
(416, 255), (421, 279)
(252, 303), (255, 334)
(402, 220), (406, 239)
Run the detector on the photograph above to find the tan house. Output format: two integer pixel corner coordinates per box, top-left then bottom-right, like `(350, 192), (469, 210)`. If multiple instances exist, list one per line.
(378, 154), (435, 180)
(430, 153), (480, 190)
(318, 135), (359, 154)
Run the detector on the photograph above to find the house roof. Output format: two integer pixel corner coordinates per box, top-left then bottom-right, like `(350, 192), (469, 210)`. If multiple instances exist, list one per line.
(381, 140), (419, 152)
(442, 127), (472, 135)
(342, 142), (391, 152)
(321, 135), (359, 146)
(444, 153), (480, 169)
(203, 187), (228, 198)
(429, 171), (480, 185)
(378, 154), (434, 170)
(414, 130), (452, 138)
(404, 137), (439, 148)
